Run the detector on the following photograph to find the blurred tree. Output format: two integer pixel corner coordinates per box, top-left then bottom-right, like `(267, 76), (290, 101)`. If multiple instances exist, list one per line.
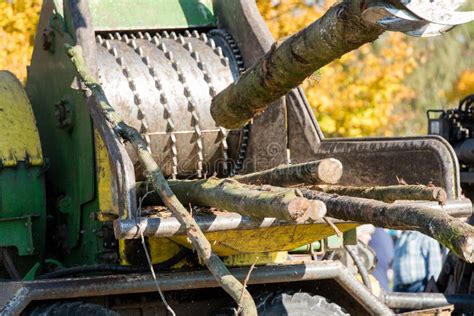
(257, 0), (417, 137)
(399, 23), (474, 135)
(0, 0), (42, 82)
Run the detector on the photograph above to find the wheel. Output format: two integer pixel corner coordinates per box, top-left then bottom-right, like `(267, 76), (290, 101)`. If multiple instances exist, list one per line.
(257, 292), (348, 316)
(28, 301), (119, 316)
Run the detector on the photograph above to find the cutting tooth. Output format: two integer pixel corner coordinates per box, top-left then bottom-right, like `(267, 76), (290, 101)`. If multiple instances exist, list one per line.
(170, 31), (178, 40)
(200, 33), (208, 42)
(144, 32), (152, 41)
(104, 40), (112, 51)
(137, 32), (144, 39)
(130, 39), (138, 50)
(178, 35), (186, 44)
(162, 31), (170, 38)
(152, 36), (160, 45)
(165, 51), (173, 60)
(108, 33), (114, 40)
(130, 34), (137, 39)
(184, 42), (193, 52)
(123, 34), (130, 43)
(208, 38), (216, 50)
(113, 49), (121, 59)
(222, 57), (229, 67)
(114, 32), (122, 40)
(96, 35), (104, 44)
(215, 46), (224, 58)
(184, 30), (192, 37)
(136, 47), (144, 57)
(192, 30), (200, 38)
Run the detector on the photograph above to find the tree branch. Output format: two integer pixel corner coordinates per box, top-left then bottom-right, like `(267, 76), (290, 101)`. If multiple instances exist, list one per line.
(302, 189), (474, 263)
(211, 0), (384, 128)
(311, 184), (448, 204)
(233, 158), (343, 186)
(138, 178), (327, 223)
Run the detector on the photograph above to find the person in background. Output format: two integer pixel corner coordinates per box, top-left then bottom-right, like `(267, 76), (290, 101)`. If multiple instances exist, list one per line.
(393, 231), (443, 292)
(369, 228), (394, 292)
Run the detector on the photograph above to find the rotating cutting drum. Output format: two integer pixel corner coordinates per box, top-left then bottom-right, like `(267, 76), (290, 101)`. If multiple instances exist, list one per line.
(96, 30), (246, 179)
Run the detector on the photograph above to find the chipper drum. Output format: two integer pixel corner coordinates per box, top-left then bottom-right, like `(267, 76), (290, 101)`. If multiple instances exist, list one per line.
(96, 30), (246, 179)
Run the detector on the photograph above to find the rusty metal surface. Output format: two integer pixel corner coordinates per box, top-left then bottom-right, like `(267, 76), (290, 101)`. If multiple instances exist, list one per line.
(384, 292), (474, 311)
(0, 261), (392, 315)
(313, 136), (462, 199)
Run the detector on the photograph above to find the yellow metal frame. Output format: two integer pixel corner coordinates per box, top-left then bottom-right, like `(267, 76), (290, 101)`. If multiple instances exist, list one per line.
(0, 71), (43, 167)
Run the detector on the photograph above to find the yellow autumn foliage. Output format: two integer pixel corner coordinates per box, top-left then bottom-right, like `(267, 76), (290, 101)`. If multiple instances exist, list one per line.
(448, 70), (474, 102)
(257, 0), (416, 137)
(0, 0), (42, 82)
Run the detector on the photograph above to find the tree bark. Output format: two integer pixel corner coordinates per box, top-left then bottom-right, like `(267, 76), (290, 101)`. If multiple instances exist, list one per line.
(66, 45), (257, 316)
(138, 178), (327, 223)
(234, 158), (343, 186)
(311, 184), (447, 204)
(211, 0), (384, 128)
(302, 189), (474, 263)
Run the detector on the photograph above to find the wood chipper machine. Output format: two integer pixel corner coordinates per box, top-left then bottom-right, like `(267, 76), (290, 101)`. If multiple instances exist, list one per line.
(1, 0), (474, 315)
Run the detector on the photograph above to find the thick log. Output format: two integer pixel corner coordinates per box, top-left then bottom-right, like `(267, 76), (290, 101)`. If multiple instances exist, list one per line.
(138, 178), (327, 223)
(211, 0), (384, 128)
(66, 45), (257, 315)
(302, 189), (474, 263)
(234, 158), (343, 186)
(312, 184), (447, 204)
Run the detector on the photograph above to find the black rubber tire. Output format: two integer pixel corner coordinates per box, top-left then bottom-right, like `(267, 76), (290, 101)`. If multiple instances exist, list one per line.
(29, 301), (120, 316)
(257, 292), (348, 316)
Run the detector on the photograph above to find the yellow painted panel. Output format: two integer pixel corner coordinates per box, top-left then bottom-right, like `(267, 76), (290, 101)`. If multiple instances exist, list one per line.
(95, 130), (120, 220)
(223, 251), (288, 266)
(0, 71), (42, 167)
(171, 222), (359, 256)
(119, 238), (183, 265)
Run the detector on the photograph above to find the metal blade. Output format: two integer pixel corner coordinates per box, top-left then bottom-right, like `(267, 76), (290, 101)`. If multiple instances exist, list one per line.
(362, 2), (428, 32)
(405, 21), (455, 37)
(394, 0), (474, 25)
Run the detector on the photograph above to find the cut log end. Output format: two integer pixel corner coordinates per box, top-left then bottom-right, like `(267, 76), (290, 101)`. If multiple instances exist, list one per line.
(317, 158), (343, 184)
(432, 187), (448, 204)
(288, 198), (327, 223)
